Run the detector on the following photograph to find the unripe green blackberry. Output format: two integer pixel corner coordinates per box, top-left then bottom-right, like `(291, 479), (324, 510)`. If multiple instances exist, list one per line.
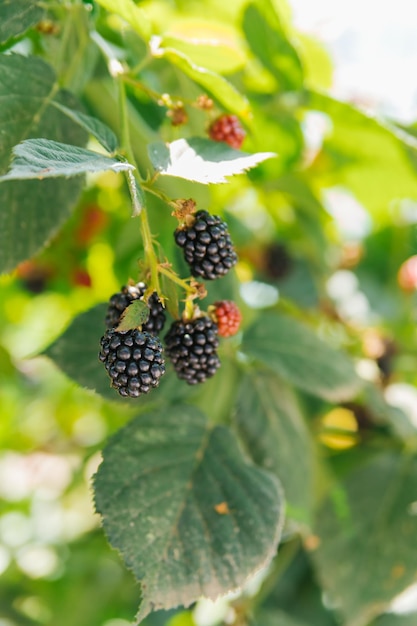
(174, 210), (237, 280)
(99, 329), (165, 397)
(105, 282), (165, 334)
(165, 315), (220, 384)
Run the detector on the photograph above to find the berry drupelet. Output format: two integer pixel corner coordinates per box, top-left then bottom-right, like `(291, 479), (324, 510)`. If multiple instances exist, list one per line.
(105, 282), (166, 334)
(208, 114), (246, 149)
(99, 329), (165, 398)
(174, 210), (238, 280)
(211, 300), (242, 338)
(164, 315), (220, 384)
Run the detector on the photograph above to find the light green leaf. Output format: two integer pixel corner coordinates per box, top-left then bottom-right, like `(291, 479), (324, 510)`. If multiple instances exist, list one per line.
(311, 452), (417, 626)
(307, 91), (417, 223)
(0, 139), (134, 181)
(242, 312), (361, 402)
(0, 54), (86, 273)
(242, 0), (303, 92)
(94, 0), (151, 42)
(116, 300), (150, 331)
(161, 19), (246, 75)
(148, 138), (275, 184)
(235, 371), (314, 523)
(155, 46), (250, 118)
(94, 405), (284, 621)
(51, 102), (118, 153)
(0, 0), (43, 45)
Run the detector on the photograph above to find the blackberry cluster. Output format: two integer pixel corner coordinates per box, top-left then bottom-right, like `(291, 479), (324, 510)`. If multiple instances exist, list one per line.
(165, 315), (220, 384)
(174, 210), (237, 280)
(99, 329), (165, 398)
(208, 114), (246, 149)
(105, 282), (165, 334)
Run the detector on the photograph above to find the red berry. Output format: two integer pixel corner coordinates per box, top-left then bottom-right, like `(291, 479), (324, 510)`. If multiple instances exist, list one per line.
(211, 300), (242, 338)
(208, 114), (246, 149)
(398, 255), (417, 291)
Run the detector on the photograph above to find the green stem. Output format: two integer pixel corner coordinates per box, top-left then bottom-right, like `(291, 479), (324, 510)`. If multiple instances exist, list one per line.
(141, 182), (178, 209)
(117, 76), (161, 296)
(157, 265), (195, 296)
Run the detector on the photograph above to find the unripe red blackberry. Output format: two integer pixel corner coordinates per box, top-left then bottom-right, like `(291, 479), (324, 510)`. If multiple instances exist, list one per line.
(164, 315), (220, 384)
(105, 282), (165, 334)
(210, 300), (242, 338)
(398, 255), (417, 291)
(208, 114), (246, 149)
(99, 329), (165, 398)
(174, 210), (238, 280)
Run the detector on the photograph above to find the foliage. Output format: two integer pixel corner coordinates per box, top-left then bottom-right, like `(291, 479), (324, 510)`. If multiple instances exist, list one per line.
(1, 1), (417, 626)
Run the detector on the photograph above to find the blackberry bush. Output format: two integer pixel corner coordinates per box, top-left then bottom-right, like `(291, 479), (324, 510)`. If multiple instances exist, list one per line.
(164, 315), (220, 384)
(174, 210), (238, 280)
(208, 114), (246, 149)
(105, 282), (166, 333)
(99, 328), (165, 397)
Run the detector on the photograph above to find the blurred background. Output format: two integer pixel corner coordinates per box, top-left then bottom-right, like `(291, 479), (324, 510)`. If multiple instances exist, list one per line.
(1, 1), (417, 626)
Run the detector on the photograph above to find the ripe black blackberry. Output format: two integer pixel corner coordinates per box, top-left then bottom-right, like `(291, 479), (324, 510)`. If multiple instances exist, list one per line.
(105, 282), (165, 333)
(174, 210), (237, 280)
(165, 315), (220, 384)
(99, 329), (165, 398)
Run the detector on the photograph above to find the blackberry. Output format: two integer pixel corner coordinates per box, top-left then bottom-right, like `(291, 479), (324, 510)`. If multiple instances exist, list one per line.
(264, 243), (293, 281)
(105, 282), (165, 333)
(99, 329), (165, 398)
(211, 300), (242, 338)
(165, 315), (220, 384)
(208, 114), (246, 149)
(174, 210), (238, 280)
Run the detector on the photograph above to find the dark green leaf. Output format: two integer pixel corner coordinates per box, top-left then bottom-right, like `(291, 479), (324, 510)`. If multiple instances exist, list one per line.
(148, 138), (275, 184)
(0, 54), (87, 273)
(116, 300), (150, 331)
(243, 0), (303, 92)
(0, 139), (134, 180)
(0, 0), (43, 45)
(311, 452), (417, 626)
(94, 406), (284, 621)
(45, 305), (116, 401)
(242, 312), (361, 402)
(156, 46), (250, 117)
(235, 371), (314, 523)
(51, 102), (119, 153)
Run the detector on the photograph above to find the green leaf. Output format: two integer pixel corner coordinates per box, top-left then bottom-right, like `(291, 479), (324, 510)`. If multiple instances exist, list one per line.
(0, 139), (134, 181)
(311, 452), (417, 626)
(242, 0), (303, 92)
(242, 312), (361, 402)
(51, 102), (118, 153)
(0, 54), (87, 273)
(94, 0), (151, 42)
(373, 613), (417, 626)
(94, 405), (284, 621)
(235, 371), (313, 523)
(160, 19), (246, 75)
(155, 46), (250, 118)
(116, 300), (150, 331)
(45, 304), (116, 401)
(307, 91), (417, 224)
(148, 138), (275, 184)
(0, 0), (43, 45)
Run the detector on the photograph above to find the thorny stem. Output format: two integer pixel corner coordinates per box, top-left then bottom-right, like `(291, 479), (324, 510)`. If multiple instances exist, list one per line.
(141, 182), (178, 209)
